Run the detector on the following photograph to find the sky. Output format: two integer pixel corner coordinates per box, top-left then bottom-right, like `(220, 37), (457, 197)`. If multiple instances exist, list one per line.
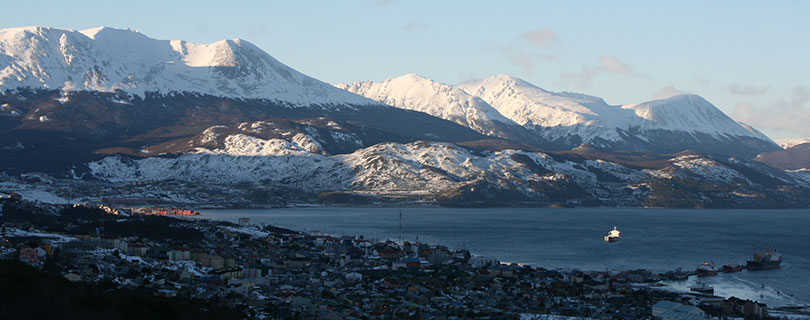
(2, 0), (809, 140)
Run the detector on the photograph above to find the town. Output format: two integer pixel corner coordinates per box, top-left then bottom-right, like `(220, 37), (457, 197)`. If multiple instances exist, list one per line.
(0, 195), (806, 319)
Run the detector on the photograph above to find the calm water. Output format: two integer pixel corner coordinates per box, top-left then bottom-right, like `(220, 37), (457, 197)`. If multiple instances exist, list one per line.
(198, 207), (810, 306)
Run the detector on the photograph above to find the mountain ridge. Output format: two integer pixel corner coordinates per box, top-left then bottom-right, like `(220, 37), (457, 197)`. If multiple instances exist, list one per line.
(343, 73), (779, 158)
(0, 26), (804, 208)
(0, 26), (373, 105)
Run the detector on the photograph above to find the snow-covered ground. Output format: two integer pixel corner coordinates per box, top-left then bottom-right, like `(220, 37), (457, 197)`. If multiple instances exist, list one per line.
(10, 189), (70, 204)
(5, 228), (77, 243)
(88, 139), (627, 197)
(223, 226), (270, 238)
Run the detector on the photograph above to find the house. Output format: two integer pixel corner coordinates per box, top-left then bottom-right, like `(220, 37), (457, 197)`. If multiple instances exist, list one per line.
(652, 300), (707, 320)
(725, 297), (767, 319)
(19, 247), (39, 264)
(168, 248), (191, 261)
(127, 243), (150, 256)
(205, 255), (225, 268)
(245, 264), (272, 279)
(101, 236), (128, 251)
(191, 252), (225, 268)
(392, 257), (430, 270)
(210, 267), (243, 280)
(377, 247), (400, 260)
(469, 256), (499, 268)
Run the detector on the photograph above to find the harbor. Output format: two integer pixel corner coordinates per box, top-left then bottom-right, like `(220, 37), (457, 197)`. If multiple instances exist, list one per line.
(196, 206), (810, 308)
(3, 199), (808, 319)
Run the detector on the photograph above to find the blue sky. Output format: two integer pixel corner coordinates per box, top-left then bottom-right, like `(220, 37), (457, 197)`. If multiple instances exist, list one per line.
(3, 0), (809, 139)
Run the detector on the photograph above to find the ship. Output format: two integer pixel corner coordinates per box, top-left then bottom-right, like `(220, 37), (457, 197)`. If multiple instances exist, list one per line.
(722, 263), (744, 273)
(696, 262), (718, 276)
(604, 226), (621, 242)
(689, 282), (714, 294)
(746, 246), (782, 270)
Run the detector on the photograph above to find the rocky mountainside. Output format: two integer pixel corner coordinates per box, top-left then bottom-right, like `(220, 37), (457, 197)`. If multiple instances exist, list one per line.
(82, 131), (810, 208)
(754, 143), (810, 170)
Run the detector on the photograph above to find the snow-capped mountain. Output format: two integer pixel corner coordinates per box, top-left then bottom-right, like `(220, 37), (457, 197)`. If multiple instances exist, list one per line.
(83, 127), (810, 208)
(457, 75), (621, 140)
(776, 138), (810, 149)
(621, 94), (769, 139)
(1, 26), (804, 208)
(338, 73), (778, 157)
(336, 74), (520, 136)
(456, 75), (779, 157)
(0, 26), (494, 174)
(0, 26), (371, 105)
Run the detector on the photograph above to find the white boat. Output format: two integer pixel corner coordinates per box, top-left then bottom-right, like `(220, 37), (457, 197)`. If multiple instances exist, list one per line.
(696, 262), (719, 276)
(604, 226), (621, 242)
(689, 282), (714, 294)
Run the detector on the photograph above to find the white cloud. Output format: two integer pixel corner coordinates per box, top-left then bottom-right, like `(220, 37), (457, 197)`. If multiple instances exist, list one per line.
(729, 83), (770, 95)
(561, 56), (636, 88)
(519, 27), (559, 48)
(732, 86), (810, 137)
(651, 85), (691, 100)
(599, 56), (632, 75)
(497, 27), (560, 74)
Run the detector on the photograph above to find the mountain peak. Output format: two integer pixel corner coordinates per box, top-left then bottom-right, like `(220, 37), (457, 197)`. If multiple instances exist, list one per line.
(78, 26), (142, 39)
(336, 74), (518, 136)
(396, 73), (431, 81)
(622, 94), (757, 138)
(0, 25), (373, 106)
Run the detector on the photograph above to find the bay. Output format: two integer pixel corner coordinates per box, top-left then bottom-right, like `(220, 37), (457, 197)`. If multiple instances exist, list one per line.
(197, 207), (810, 307)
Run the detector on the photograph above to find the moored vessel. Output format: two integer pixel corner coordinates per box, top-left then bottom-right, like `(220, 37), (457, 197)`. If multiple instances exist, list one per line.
(722, 263), (744, 273)
(689, 282), (714, 294)
(604, 226), (621, 243)
(696, 262), (718, 276)
(747, 246), (782, 270)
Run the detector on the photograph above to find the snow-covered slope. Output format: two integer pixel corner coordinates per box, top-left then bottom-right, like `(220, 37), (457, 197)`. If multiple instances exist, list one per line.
(737, 122), (775, 143)
(620, 94), (767, 139)
(0, 26), (373, 105)
(88, 139), (625, 196)
(776, 138), (810, 149)
(336, 74), (518, 136)
(456, 74), (625, 142)
(454, 75), (779, 156)
(85, 135), (810, 207)
(457, 75), (768, 142)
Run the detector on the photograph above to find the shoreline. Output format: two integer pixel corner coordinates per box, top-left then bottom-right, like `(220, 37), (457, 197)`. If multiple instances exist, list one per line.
(3, 198), (809, 318)
(193, 207), (809, 308)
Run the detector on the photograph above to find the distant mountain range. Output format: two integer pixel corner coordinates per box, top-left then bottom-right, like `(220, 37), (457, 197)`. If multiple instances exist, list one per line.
(1, 26), (808, 208)
(339, 74), (779, 158)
